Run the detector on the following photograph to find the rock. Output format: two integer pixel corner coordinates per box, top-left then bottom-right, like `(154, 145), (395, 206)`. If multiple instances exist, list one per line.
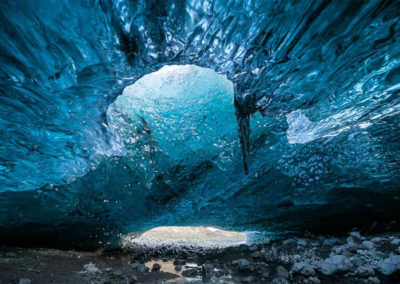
(238, 259), (251, 271)
(130, 275), (138, 283)
(175, 264), (182, 271)
(214, 270), (224, 277)
(379, 255), (400, 275)
(241, 276), (256, 283)
(366, 276), (380, 284)
(18, 279), (31, 284)
(291, 262), (316, 276)
(182, 268), (200, 277)
(319, 255), (353, 275)
(362, 241), (374, 250)
(251, 251), (263, 259)
(350, 231), (364, 240)
(390, 239), (400, 246)
(276, 266), (289, 279)
(356, 265), (375, 277)
(271, 278), (290, 284)
(249, 244), (258, 251)
(202, 263), (214, 278)
(131, 262), (149, 273)
(152, 263), (161, 271)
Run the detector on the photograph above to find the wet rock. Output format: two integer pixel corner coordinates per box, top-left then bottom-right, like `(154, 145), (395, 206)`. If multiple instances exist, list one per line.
(175, 264), (182, 271)
(131, 262), (149, 273)
(241, 276), (256, 283)
(379, 255), (400, 275)
(276, 266), (289, 279)
(291, 262), (316, 276)
(356, 265), (375, 277)
(362, 241), (374, 250)
(182, 268), (200, 278)
(18, 279), (31, 284)
(271, 278), (290, 284)
(319, 255), (353, 275)
(238, 259), (251, 271)
(152, 263), (161, 271)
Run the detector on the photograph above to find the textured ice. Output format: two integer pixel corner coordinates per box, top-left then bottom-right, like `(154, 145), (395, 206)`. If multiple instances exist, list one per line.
(0, 0), (400, 247)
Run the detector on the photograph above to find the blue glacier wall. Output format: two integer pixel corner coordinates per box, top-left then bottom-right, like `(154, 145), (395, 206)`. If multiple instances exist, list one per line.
(0, 0), (400, 248)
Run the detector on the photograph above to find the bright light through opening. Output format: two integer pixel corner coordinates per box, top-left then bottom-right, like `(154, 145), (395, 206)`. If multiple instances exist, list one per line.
(122, 226), (247, 248)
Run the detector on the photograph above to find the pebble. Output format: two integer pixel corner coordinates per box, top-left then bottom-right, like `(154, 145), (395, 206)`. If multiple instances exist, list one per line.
(306, 276), (321, 284)
(350, 231), (364, 240)
(249, 244), (258, 252)
(367, 276), (380, 284)
(152, 263), (161, 271)
(362, 241), (374, 250)
(323, 238), (339, 246)
(18, 279), (31, 284)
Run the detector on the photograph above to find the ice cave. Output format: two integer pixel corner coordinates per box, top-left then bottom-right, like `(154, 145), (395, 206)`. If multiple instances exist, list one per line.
(1, 0), (400, 283)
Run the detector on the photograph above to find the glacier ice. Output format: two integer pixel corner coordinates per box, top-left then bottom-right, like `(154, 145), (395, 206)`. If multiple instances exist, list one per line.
(0, 0), (399, 247)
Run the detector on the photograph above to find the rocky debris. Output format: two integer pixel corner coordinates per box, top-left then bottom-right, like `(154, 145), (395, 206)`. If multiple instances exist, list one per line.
(291, 261), (316, 276)
(18, 279), (31, 284)
(131, 262), (149, 273)
(319, 255), (353, 275)
(238, 258), (251, 271)
(181, 268), (200, 277)
(355, 265), (375, 277)
(379, 255), (400, 275)
(152, 263), (161, 271)
(362, 241), (374, 250)
(276, 266), (289, 279)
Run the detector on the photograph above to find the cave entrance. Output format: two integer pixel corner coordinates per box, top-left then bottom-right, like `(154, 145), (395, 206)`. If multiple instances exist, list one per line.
(108, 65), (245, 247)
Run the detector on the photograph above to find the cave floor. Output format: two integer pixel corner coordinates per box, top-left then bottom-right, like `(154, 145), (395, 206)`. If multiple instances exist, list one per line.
(1, 232), (400, 284)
